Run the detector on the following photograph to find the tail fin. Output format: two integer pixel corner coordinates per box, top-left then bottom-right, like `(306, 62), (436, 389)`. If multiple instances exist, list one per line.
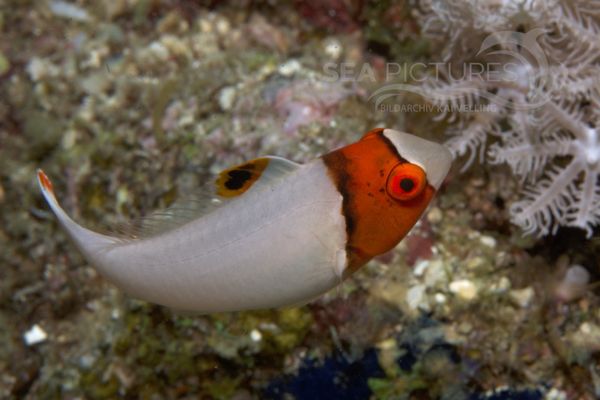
(37, 169), (118, 257)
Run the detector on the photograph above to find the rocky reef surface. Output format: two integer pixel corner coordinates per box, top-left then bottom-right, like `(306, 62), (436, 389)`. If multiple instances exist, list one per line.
(0, 1), (598, 399)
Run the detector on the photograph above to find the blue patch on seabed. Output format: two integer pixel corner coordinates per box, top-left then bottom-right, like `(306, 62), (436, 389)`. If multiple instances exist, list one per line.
(264, 345), (544, 400)
(264, 348), (385, 400)
(470, 389), (543, 400)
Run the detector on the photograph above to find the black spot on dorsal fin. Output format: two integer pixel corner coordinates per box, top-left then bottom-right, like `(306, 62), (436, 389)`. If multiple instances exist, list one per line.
(216, 158), (270, 198)
(215, 156), (301, 198)
(224, 169), (253, 190)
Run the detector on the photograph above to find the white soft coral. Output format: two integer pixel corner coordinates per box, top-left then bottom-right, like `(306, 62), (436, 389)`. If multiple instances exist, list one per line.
(493, 101), (600, 236)
(413, 0), (600, 236)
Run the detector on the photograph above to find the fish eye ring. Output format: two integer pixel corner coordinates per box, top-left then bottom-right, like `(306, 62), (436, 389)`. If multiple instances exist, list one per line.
(386, 163), (426, 201)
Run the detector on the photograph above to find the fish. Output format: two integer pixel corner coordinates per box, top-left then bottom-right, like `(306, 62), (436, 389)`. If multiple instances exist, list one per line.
(37, 128), (452, 313)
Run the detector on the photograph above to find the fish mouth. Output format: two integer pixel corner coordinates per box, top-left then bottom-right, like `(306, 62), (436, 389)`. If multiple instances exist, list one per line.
(382, 129), (452, 190)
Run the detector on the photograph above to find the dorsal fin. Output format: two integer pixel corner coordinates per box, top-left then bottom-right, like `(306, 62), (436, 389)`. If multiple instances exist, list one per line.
(119, 156), (301, 239)
(215, 156), (300, 198)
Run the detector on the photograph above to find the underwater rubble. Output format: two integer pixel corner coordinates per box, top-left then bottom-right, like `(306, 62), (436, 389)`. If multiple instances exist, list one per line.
(0, 1), (599, 399)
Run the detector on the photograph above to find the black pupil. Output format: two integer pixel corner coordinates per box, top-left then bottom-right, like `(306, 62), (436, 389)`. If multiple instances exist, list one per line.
(400, 178), (415, 192)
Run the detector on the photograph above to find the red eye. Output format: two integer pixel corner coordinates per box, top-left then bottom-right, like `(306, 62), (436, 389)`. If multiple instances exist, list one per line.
(386, 163), (426, 201)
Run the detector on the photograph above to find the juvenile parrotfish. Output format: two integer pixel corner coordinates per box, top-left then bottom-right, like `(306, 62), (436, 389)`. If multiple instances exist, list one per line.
(37, 128), (451, 313)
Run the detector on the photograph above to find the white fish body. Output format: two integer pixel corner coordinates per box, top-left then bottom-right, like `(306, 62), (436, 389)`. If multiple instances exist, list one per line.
(39, 160), (345, 312)
(38, 129), (452, 313)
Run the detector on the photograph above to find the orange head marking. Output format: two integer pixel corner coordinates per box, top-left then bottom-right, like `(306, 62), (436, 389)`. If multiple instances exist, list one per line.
(360, 127), (385, 141)
(322, 129), (447, 273)
(37, 169), (54, 194)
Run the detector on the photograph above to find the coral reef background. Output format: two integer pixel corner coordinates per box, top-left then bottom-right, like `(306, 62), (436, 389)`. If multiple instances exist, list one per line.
(0, 1), (599, 399)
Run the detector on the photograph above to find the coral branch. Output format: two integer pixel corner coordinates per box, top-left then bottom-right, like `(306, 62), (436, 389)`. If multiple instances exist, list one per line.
(415, 0), (600, 237)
